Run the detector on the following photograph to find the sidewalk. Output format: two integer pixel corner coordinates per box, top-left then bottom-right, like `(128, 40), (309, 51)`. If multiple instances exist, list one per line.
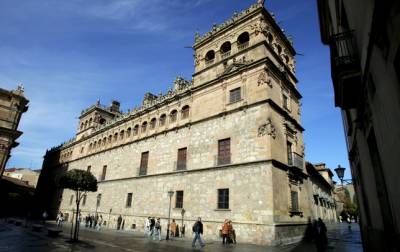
(0, 219), (363, 252)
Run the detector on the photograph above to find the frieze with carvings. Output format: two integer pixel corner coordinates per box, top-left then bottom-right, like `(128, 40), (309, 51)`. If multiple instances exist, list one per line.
(257, 71), (272, 87)
(258, 118), (276, 139)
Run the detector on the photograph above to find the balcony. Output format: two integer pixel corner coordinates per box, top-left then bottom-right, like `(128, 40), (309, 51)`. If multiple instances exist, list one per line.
(221, 51), (231, 59)
(288, 152), (304, 170)
(205, 59), (214, 66)
(330, 31), (361, 109)
(238, 41), (249, 51)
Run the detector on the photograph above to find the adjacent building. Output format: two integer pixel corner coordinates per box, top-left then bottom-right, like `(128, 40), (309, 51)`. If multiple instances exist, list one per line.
(317, 0), (400, 251)
(37, 1), (335, 245)
(0, 86), (29, 177)
(3, 168), (41, 188)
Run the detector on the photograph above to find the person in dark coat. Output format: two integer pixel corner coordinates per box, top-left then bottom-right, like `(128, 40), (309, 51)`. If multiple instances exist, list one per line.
(314, 218), (328, 252)
(192, 217), (205, 248)
(117, 215), (123, 230)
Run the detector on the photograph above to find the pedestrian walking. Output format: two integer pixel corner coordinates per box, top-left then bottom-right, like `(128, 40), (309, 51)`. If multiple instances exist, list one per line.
(170, 219), (177, 239)
(221, 219), (230, 244)
(153, 218), (161, 241)
(313, 218), (328, 252)
(117, 215), (123, 230)
(150, 217), (155, 236)
(192, 217), (205, 248)
(42, 211), (48, 225)
(96, 215), (103, 231)
(228, 220), (236, 244)
(144, 217), (151, 237)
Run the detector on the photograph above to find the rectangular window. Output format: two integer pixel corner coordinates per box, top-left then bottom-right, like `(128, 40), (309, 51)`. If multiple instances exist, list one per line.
(82, 194), (87, 206)
(177, 148), (187, 170)
(101, 165), (107, 181)
(87, 165), (91, 173)
(126, 193), (133, 208)
(218, 188), (229, 209)
(287, 141), (293, 166)
(229, 87), (241, 103)
(175, 191), (184, 208)
(291, 191), (299, 212)
(96, 194), (102, 207)
(218, 138), (231, 165)
(139, 152), (149, 175)
(283, 93), (289, 110)
(69, 195), (74, 205)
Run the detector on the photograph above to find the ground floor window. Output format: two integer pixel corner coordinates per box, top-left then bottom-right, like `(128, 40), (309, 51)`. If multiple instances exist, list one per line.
(218, 188), (229, 209)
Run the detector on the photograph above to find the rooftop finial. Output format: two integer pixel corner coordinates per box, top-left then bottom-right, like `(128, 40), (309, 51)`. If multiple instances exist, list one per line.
(257, 0), (265, 6)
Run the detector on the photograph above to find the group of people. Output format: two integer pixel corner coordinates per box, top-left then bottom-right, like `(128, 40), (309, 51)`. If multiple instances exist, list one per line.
(305, 218), (328, 252)
(84, 214), (103, 230)
(221, 219), (236, 244)
(144, 217), (162, 241)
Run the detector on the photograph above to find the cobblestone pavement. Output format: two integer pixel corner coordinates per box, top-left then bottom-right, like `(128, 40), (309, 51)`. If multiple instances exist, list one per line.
(0, 220), (363, 252)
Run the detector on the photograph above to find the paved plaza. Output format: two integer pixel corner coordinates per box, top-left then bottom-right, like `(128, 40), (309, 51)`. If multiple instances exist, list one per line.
(0, 219), (363, 252)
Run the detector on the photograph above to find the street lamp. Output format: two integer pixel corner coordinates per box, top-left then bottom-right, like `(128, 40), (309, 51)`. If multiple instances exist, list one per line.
(334, 165), (352, 185)
(166, 190), (174, 240)
(181, 208), (185, 238)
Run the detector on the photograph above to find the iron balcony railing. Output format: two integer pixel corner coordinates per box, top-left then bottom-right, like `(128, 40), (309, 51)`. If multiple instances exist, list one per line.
(205, 59), (215, 66)
(221, 51), (231, 59)
(330, 30), (358, 69)
(288, 152), (304, 170)
(238, 41), (249, 50)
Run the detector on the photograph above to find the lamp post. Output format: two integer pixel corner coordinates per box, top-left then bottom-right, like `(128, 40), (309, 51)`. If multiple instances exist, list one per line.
(334, 165), (352, 185)
(181, 208), (185, 238)
(108, 208), (112, 228)
(166, 190), (174, 240)
(70, 208), (75, 240)
(95, 194), (101, 217)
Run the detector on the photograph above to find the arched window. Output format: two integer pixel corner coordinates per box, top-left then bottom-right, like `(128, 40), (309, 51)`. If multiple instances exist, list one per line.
(283, 55), (289, 64)
(99, 118), (106, 125)
(108, 135), (112, 144)
(133, 125), (139, 135)
(93, 141), (97, 149)
(126, 127), (132, 137)
(220, 42), (231, 58)
(276, 44), (282, 54)
(89, 143), (93, 150)
(170, 110), (178, 123)
(103, 137), (107, 146)
(150, 118), (157, 129)
(205, 50), (215, 64)
(141, 121), (148, 133)
(181, 105), (190, 119)
(89, 118), (93, 126)
(159, 114), (166, 126)
(237, 32), (250, 50)
(114, 133), (118, 142)
(267, 33), (273, 44)
(80, 123), (84, 130)
(120, 130), (125, 140)
(84, 121), (88, 129)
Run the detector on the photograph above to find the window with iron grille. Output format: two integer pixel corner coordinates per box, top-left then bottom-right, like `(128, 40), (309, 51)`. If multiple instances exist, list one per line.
(218, 138), (231, 165)
(82, 194), (87, 206)
(69, 195), (74, 205)
(177, 148), (187, 170)
(100, 165), (107, 181)
(87, 165), (91, 173)
(218, 188), (229, 209)
(282, 93), (289, 110)
(175, 191), (184, 208)
(126, 193), (133, 208)
(139, 152), (149, 175)
(229, 88), (241, 103)
(291, 191), (299, 212)
(287, 141), (293, 166)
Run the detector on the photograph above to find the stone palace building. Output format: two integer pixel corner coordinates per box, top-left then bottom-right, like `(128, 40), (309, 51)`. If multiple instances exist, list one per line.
(36, 0), (336, 245)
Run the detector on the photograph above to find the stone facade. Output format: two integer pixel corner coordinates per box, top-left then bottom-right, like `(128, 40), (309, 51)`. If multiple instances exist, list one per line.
(36, 1), (335, 245)
(0, 86), (29, 177)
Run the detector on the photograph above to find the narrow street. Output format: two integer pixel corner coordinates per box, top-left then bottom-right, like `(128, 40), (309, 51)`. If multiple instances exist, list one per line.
(0, 220), (363, 251)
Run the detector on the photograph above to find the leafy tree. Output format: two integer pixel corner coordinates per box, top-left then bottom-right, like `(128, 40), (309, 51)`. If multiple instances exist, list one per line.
(59, 169), (97, 241)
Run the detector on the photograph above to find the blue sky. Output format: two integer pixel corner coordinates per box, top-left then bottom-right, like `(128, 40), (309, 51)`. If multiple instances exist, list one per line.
(0, 0), (351, 181)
